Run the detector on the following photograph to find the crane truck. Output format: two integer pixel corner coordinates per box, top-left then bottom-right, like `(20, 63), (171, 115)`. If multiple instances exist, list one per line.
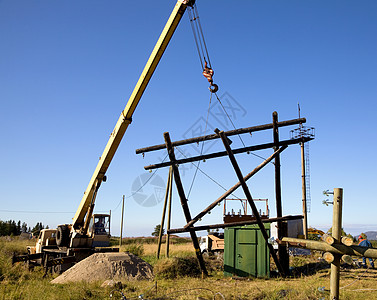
(13, 0), (195, 273)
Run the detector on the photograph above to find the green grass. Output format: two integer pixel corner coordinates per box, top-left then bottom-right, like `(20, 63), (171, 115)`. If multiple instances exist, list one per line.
(121, 243), (145, 257)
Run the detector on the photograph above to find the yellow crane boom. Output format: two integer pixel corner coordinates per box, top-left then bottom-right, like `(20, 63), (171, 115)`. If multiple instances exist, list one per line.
(72, 0), (194, 232)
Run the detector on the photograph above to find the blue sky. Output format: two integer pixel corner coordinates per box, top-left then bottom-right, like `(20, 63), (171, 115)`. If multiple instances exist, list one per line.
(1, 0), (376, 237)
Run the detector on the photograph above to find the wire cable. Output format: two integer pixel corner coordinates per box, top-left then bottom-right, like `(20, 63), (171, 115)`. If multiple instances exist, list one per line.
(112, 153), (170, 211)
(340, 258), (376, 290)
(187, 92), (213, 198)
(214, 92), (245, 147)
(213, 92), (271, 163)
(188, 8), (204, 69)
(189, 3), (269, 164)
(188, 4), (213, 70)
(194, 4), (212, 68)
(175, 146), (244, 203)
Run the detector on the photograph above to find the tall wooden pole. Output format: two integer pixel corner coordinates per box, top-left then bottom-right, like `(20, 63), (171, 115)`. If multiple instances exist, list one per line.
(119, 195), (125, 247)
(109, 209), (112, 238)
(164, 132), (208, 276)
(157, 168), (172, 258)
(166, 166), (173, 258)
(330, 188), (343, 300)
(272, 111), (289, 275)
(300, 142), (308, 239)
(216, 129), (285, 277)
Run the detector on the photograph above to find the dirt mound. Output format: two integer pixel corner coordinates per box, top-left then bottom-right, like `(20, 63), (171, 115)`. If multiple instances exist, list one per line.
(51, 252), (153, 284)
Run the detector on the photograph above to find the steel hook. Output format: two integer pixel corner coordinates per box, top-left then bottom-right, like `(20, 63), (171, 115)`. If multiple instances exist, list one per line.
(209, 83), (218, 93)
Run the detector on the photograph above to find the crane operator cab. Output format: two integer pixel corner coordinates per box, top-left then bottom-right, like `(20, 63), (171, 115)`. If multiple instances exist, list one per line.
(89, 214), (111, 247)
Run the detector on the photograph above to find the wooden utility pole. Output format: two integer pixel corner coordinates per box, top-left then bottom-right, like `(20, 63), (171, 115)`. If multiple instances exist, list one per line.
(136, 116), (313, 278)
(216, 128), (285, 277)
(330, 188), (343, 300)
(297, 103), (308, 239)
(164, 132), (208, 276)
(166, 167), (173, 258)
(301, 142), (308, 239)
(157, 167), (172, 258)
(272, 111), (289, 275)
(119, 196), (125, 246)
(109, 209), (112, 239)
(280, 188), (376, 300)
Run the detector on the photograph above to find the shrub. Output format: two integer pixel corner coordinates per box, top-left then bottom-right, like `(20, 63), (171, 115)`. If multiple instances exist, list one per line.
(122, 243), (144, 257)
(154, 257), (200, 279)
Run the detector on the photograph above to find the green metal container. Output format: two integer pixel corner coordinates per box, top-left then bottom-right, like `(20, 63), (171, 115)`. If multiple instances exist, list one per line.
(224, 224), (270, 278)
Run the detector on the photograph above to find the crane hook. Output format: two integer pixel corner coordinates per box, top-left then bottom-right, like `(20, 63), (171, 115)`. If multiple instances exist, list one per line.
(209, 83), (218, 93)
(202, 61), (218, 93)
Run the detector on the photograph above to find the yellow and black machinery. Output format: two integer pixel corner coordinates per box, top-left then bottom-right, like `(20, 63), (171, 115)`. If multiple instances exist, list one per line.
(13, 0), (196, 273)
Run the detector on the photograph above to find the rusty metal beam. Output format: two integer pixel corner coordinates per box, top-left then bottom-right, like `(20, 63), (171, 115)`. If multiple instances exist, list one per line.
(168, 215), (304, 234)
(136, 118), (307, 154)
(144, 137), (313, 170)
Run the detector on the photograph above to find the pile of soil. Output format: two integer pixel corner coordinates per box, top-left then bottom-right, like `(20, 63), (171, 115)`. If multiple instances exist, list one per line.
(51, 252), (153, 284)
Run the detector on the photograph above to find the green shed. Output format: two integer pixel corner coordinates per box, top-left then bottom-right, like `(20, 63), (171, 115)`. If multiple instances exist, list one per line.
(224, 224), (270, 278)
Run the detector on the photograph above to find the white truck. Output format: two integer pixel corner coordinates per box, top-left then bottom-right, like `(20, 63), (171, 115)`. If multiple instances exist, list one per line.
(199, 233), (224, 254)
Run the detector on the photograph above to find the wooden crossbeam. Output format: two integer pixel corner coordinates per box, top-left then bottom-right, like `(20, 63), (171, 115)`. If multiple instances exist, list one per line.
(280, 237), (377, 259)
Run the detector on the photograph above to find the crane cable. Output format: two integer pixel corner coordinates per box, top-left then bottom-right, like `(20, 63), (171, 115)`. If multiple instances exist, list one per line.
(188, 4), (218, 93)
(188, 4), (256, 158)
(213, 91), (270, 163)
(187, 92), (213, 198)
(112, 153), (170, 211)
(186, 4), (272, 199)
(176, 146), (245, 203)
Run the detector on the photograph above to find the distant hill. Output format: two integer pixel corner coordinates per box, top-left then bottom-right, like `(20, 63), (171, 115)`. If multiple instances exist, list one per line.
(365, 231), (377, 240)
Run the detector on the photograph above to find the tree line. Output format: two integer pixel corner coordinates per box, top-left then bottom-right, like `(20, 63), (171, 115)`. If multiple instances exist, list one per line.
(0, 220), (48, 237)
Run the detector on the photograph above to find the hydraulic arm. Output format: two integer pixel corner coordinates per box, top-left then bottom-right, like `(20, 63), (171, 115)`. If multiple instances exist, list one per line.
(72, 0), (195, 232)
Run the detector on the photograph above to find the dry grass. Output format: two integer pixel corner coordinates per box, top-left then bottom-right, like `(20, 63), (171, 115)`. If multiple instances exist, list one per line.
(119, 241), (195, 259)
(143, 242), (195, 256)
(100, 271), (377, 299)
(0, 236), (32, 256)
(2, 237), (377, 299)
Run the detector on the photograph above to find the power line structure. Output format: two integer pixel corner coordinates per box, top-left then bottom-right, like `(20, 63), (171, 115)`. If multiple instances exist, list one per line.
(304, 141), (311, 213)
(290, 104), (315, 238)
(136, 112), (313, 277)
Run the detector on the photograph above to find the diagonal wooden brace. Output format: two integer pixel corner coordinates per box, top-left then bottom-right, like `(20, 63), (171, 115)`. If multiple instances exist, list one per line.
(184, 145), (288, 229)
(163, 132), (208, 276)
(215, 128), (286, 277)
